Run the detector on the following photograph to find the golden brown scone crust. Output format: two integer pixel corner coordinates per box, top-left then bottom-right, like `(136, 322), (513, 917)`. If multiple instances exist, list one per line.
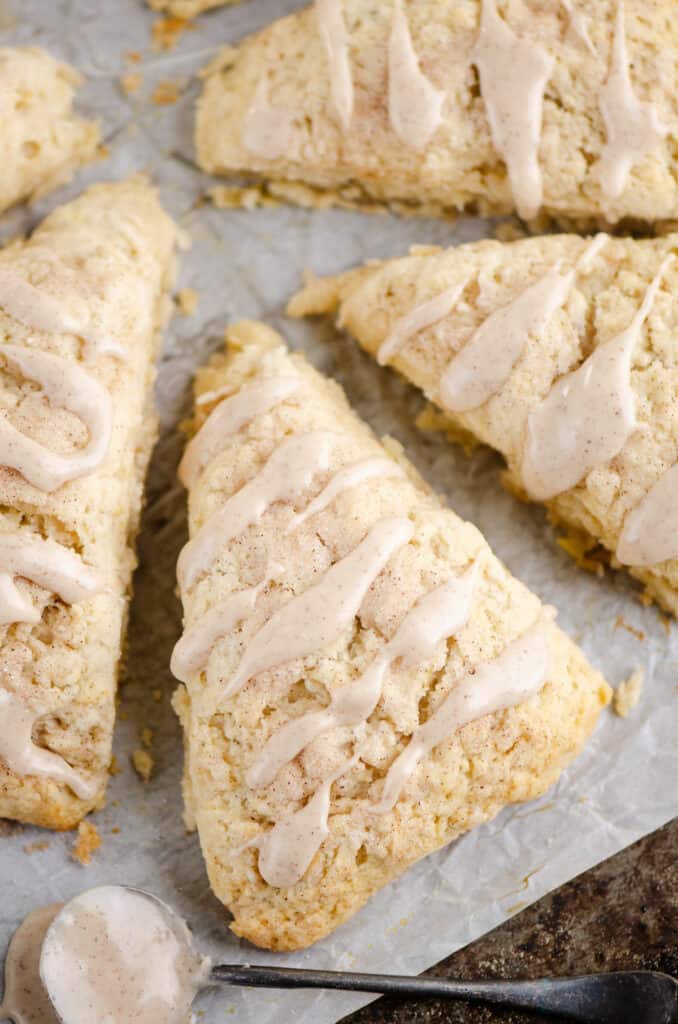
(0, 178), (178, 829)
(288, 233), (678, 617)
(196, 0), (678, 224)
(0, 47), (100, 215)
(175, 320), (610, 951)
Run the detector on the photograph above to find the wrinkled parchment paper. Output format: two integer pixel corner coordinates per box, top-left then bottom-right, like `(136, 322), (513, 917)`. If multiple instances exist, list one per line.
(0, 1), (676, 1020)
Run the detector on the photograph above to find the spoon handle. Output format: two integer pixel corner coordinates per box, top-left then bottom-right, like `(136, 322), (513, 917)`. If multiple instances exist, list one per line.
(209, 965), (677, 1024)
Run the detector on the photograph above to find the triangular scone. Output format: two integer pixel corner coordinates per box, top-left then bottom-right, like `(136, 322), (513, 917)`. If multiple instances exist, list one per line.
(289, 233), (678, 617)
(196, 0), (678, 224)
(0, 48), (99, 216)
(172, 320), (610, 951)
(0, 177), (179, 829)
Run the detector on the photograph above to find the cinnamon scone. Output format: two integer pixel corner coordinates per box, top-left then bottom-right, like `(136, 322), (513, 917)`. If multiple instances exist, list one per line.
(0, 177), (179, 830)
(288, 232), (678, 617)
(172, 320), (610, 951)
(0, 48), (100, 216)
(196, 0), (678, 225)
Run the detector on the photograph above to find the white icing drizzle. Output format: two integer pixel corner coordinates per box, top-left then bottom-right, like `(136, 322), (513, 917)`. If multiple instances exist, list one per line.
(0, 532), (101, 626)
(256, 757), (356, 888)
(316, 0), (353, 130)
(616, 462), (678, 567)
(0, 688), (96, 799)
(374, 610), (553, 814)
(597, 1), (666, 200)
(388, 0), (444, 149)
(177, 431), (336, 590)
(0, 345), (113, 492)
(243, 77), (296, 160)
(170, 575), (272, 684)
(472, 0), (554, 220)
(441, 234), (608, 413)
(178, 376), (301, 488)
(377, 278), (469, 367)
(443, 264), (573, 413)
(286, 456), (405, 532)
(0, 267), (125, 362)
(561, 0), (596, 56)
(246, 560), (480, 790)
(173, 458), (404, 683)
(522, 255), (672, 501)
(224, 516), (413, 698)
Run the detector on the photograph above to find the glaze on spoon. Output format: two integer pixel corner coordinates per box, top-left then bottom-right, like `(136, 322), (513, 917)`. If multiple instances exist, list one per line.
(39, 888), (209, 1024)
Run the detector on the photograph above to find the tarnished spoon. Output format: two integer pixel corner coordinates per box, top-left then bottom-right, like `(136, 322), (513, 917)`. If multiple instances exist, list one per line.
(35, 886), (678, 1024)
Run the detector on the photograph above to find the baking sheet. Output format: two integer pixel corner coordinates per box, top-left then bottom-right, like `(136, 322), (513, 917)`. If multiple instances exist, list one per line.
(0, 1), (676, 1021)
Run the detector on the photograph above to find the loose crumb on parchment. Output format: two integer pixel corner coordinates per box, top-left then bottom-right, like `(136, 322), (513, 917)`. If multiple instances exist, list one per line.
(24, 840), (50, 855)
(177, 287), (199, 315)
(152, 80), (181, 105)
(120, 72), (143, 95)
(614, 615), (645, 642)
(72, 821), (101, 865)
(132, 749), (154, 782)
(613, 668), (644, 718)
(151, 16), (193, 52)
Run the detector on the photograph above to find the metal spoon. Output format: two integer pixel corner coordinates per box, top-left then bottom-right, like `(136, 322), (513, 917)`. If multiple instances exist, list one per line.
(38, 887), (677, 1024)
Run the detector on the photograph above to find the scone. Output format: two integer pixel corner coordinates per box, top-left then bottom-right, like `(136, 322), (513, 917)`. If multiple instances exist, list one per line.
(196, 0), (678, 224)
(0, 48), (100, 215)
(288, 232), (678, 617)
(149, 0), (237, 14)
(0, 177), (179, 829)
(172, 320), (610, 951)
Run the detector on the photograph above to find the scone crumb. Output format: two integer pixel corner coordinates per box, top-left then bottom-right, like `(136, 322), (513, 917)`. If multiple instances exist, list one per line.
(177, 287), (199, 316)
(493, 219), (528, 242)
(415, 403), (480, 456)
(152, 80), (181, 106)
(24, 840), (50, 854)
(120, 72), (143, 95)
(554, 525), (608, 575)
(125, 50), (142, 63)
(72, 821), (101, 866)
(613, 668), (644, 718)
(152, 688), (163, 702)
(152, 16), (193, 52)
(209, 185), (282, 211)
(614, 616), (645, 642)
(132, 749), (154, 782)
(108, 754), (121, 777)
(141, 727), (154, 749)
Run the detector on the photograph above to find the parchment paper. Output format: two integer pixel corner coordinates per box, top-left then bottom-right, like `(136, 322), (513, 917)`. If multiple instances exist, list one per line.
(0, 2), (676, 1021)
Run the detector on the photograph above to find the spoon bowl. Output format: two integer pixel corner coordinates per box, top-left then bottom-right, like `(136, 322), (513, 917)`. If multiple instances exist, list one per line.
(38, 885), (208, 1024)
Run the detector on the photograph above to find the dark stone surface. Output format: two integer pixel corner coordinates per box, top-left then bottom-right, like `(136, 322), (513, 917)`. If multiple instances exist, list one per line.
(343, 820), (677, 1023)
